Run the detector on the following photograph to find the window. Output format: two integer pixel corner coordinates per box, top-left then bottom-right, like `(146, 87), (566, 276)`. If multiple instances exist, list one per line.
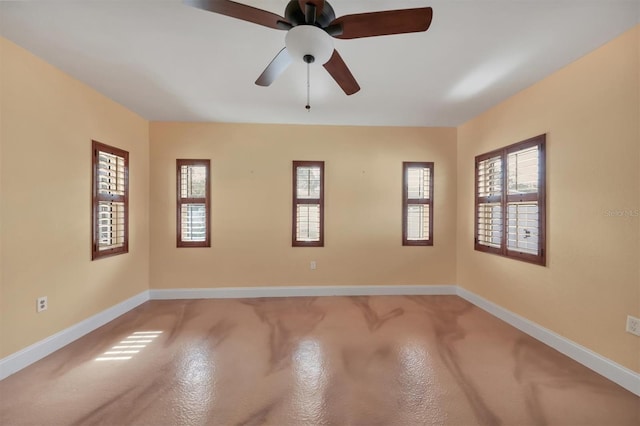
(293, 161), (324, 247)
(475, 134), (546, 265)
(403, 162), (434, 246)
(177, 159), (210, 247)
(92, 140), (128, 260)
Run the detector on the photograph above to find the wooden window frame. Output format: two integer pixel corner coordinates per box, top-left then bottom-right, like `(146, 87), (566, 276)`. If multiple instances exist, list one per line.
(292, 161), (324, 247)
(177, 159), (211, 248)
(402, 162), (434, 246)
(92, 140), (129, 260)
(474, 134), (546, 265)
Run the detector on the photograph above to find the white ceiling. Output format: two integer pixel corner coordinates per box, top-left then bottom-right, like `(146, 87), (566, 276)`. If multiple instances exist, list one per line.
(1, 0), (638, 127)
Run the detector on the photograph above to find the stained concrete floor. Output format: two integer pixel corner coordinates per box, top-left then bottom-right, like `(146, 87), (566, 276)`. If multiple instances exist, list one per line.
(0, 296), (638, 425)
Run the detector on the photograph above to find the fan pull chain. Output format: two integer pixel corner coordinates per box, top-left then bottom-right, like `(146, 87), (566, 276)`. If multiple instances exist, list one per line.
(305, 61), (311, 111)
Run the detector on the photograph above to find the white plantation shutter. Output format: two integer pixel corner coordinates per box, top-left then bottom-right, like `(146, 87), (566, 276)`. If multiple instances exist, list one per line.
(97, 202), (125, 249)
(476, 155), (503, 250)
(477, 155), (502, 198)
(407, 167), (431, 199)
(403, 162), (434, 245)
(296, 166), (321, 199)
(177, 160), (210, 247)
(97, 151), (126, 195)
(296, 204), (321, 241)
(475, 135), (546, 264)
(92, 141), (128, 260)
(507, 203), (539, 254)
(406, 205), (430, 240)
(180, 204), (207, 241)
(293, 162), (324, 246)
(477, 203), (502, 248)
(506, 145), (540, 255)
(507, 146), (538, 194)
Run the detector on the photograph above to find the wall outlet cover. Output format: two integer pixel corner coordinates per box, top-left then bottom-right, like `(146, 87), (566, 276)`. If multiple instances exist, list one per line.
(37, 296), (48, 313)
(625, 315), (640, 337)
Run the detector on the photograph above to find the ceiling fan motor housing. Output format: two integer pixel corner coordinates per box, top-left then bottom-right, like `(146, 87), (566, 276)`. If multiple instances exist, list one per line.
(285, 0), (336, 27)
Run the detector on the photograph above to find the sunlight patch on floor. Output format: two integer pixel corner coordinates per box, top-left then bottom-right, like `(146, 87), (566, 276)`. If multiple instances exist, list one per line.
(95, 331), (163, 361)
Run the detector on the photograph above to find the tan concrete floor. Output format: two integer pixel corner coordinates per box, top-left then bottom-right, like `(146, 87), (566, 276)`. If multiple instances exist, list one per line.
(0, 296), (638, 425)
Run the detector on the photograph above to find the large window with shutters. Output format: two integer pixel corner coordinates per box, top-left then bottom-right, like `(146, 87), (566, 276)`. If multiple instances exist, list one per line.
(177, 159), (210, 247)
(92, 140), (128, 260)
(403, 162), (434, 246)
(293, 161), (324, 247)
(475, 134), (546, 265)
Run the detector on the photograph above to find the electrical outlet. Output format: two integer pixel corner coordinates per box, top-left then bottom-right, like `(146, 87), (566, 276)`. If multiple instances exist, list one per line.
(310, 260), (317, 270)
(626, 315), (640, 336)
(37, 296), (48, 313)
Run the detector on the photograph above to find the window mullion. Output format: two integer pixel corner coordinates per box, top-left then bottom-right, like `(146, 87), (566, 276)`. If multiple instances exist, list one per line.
(295, 198), (320, 205)
(180, 197), (206, 204)
(506, 193), (538, 203)
(407, 198), (429, 205)
(97, 193), (124, 203)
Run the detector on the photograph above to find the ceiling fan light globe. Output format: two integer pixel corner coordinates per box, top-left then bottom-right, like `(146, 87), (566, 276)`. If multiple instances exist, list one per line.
(285, 25), (334, 65)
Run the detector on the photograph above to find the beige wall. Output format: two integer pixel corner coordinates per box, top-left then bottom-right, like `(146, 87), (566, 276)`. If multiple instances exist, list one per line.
(1, 25), (638, 377)
(150, 123), (457, 288)
(0, 38), (150, 357)
(457, 26), (640, 372)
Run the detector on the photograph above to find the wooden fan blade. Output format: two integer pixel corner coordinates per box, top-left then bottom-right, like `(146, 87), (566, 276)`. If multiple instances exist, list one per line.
(184, 0), (289, 30)
(330, 7), (433, 39)
(323, 50), (360, 95)
(298, 0), (324, 19)
(255, 48), (292, 87)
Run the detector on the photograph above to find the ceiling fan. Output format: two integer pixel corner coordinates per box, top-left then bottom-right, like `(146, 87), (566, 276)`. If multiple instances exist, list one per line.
(184, 0), (433, 97)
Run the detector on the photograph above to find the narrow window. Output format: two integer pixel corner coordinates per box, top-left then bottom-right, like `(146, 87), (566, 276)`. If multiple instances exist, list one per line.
(177, 159), (210, 247)
(92, 140), (128, 260)
(293, 161), (324, 247)
(403, 162), (434, 246)
(475, 134), (546, 265)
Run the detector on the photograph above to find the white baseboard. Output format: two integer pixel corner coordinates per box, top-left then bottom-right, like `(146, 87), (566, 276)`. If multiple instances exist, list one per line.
(2, 285), (638, 397)
(149, 285), (457, 300)
(456, 287), (640, 396)
(0, 290), (150, 381)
